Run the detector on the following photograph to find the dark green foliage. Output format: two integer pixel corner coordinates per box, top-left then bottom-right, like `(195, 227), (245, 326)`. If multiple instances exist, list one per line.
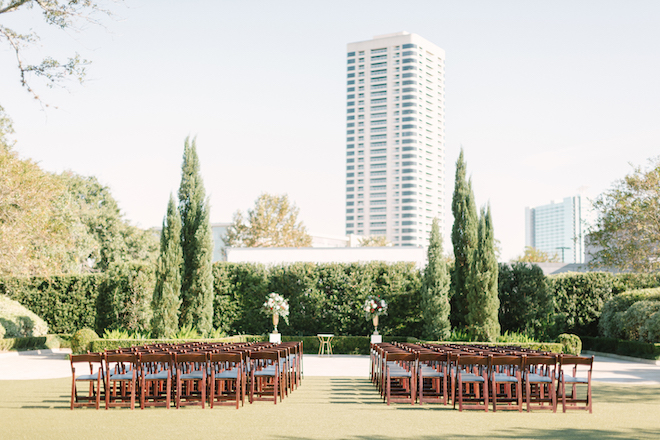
(0, 335), (62, 352)
(420, 218), (451, 340)
(0, 274), (103, 333)
(557, 333), (582, 355)
(212, 263), (270, 334)
(211, 261), (421, 337)
(599, 288), (660, 339)
(95, 261), (155, 335)
(450, 149), (478, 328)
(547, 272), (616, 337)
(71, 328), (99, 354)
(466, 205), (500, 341)
(151, 194), (183, 338)
(178, 137), (214, 335)
(59, 172), (158, 272)
(582, 336), (660, 360)
(498, 262), (554, 339)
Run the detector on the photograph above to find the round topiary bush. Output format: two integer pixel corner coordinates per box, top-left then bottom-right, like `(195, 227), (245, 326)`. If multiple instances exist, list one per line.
(558, 333), (582, 355)
(71, 328), (99, 354)
(0, 295), (48, 337)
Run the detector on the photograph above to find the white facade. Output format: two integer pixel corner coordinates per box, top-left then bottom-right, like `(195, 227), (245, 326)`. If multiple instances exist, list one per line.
(226, 246), (427, 268)
(345, 32), (446, 247)
(524, 195), (592, 264)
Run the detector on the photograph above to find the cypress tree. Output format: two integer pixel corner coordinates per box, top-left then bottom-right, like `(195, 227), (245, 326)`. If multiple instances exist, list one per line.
(420, 217), (451, 340)
(450, 148), (478, 328)
(151, 194), (182, 338)
(178, 137), (214, 335)
(467, 204), (501, 341)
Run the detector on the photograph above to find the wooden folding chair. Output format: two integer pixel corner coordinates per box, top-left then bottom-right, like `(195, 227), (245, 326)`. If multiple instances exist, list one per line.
(250, 350), (282, 404)
(105, 353), (138, 410)
(70, 353), (105, 410)
(139, 352), (172, 409)
(175, 352), (208, 409)
(557, 355), (593, 413)
(524, 354), (557, 412)
(384, 351), (416, 405)
(454, 354), (489, 411)
(417, 351), (448, 405)
(489, 355), (523, 412)
(209, 352), (243, 409)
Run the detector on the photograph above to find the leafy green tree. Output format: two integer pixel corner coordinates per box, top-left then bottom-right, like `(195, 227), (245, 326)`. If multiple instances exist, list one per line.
(513, 246), (560, 263)
(466, 205), (500, 341)
(420, 218), (451, 340)
(59, 171), (159, 272)
(589, 157), (660, 272)
(0, 0), (116, 106)
(224, 193), (312, 247)
(498, 262), (553, 339)
(178, 137), (214, 335)
(450, 148), (478, 328)
(151, 194), (183, 338)
(359, 236), (391, 247)
(0, 123), (77, 276)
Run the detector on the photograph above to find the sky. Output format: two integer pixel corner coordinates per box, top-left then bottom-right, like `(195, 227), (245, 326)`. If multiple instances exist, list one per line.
(2, 0), (659, 261)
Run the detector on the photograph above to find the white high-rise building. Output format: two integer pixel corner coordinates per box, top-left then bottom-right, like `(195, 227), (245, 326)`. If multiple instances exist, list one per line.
(345, 32), (446, 247)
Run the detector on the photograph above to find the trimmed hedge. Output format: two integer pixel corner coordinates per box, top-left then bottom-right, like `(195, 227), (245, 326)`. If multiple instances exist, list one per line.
(212, 262), (422, 337)
(426, 340), (564, 354)
(582, 336), (660, 360)
(0, 274), (104, 334)
(0, 335), (63, 352)
(89, 335), (264, 352)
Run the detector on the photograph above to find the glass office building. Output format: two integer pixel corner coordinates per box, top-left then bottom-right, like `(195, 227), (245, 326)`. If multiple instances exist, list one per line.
(524, 195), (589, 264)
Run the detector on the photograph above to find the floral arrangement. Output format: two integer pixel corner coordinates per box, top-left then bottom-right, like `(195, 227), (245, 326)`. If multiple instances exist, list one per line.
(363, 296), (388, 320)
(262, 292), (289, 324)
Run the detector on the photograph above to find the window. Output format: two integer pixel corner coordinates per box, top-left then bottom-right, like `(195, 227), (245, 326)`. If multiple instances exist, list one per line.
(371, 119), (387, 125)
(371, 69), (387, 76)
(371, 48), (387, 54)
(371, 76), (387, 83)
(348, 52), (355, 57)
(371, 90), (387, 97)
(371, 163), (386, 169)
(371, 83), (387, 90)
(402, 43), (417, 49)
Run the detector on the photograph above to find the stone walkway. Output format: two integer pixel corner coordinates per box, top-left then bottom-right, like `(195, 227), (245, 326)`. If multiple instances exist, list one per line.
(1, 349), (659, 383)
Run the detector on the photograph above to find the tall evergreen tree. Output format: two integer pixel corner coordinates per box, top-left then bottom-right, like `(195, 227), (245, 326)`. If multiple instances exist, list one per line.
(420, 217), (451, 340)
(151, 194), (183, 338)
(178, 137), (214, 335)
(466, 204), (500, 341)
(450, 148), (478, 328)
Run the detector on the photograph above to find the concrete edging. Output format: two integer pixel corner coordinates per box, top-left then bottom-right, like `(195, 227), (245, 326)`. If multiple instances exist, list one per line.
(582, 350), (660, 365)
(0, 348), (71, 359)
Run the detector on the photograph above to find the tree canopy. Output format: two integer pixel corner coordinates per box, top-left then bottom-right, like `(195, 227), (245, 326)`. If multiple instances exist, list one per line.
(0, 0), (117, 106)
(359, 236), (391, 247)
(512, 246), (560, 263)
(224, 193), (312, 248)
(589, 157), (660, 272)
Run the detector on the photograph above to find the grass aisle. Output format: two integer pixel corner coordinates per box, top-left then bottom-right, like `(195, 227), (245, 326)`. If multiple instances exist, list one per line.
(1, 377), (659, 439)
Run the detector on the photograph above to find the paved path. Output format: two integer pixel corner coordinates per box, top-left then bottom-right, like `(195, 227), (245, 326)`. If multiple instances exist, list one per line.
(1, 350), (659, 384)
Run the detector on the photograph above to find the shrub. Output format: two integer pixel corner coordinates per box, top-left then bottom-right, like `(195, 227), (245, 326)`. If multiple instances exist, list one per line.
(548, 272), (615, 337)
(599, 288), (660, 339)
(641, 311), (660, 343)
(622, 300), (660, 341)
(71, 328), (99, 354)
(0, 274), (103, 334)
(498, 263), (553, 340)
(557, 333), (582, 355)
(582, 336), (660, 360)
(0, 294), (48, 337)
(95, 261), (155, 335)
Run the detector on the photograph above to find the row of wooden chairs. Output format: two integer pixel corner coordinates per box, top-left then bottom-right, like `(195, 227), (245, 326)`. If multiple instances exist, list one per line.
(370, 342), (593, 413)
(70, 340), (303, 410)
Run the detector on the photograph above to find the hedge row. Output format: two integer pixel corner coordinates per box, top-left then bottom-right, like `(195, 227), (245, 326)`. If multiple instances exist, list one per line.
(88, 336), (563, 356)
(582, 336), (660, 360)
(4, 262), (660, 340)
(0, 335), (65, 352)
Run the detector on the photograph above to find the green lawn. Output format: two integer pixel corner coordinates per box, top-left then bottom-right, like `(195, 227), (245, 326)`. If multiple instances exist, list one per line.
(1, 377), (659, 439)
